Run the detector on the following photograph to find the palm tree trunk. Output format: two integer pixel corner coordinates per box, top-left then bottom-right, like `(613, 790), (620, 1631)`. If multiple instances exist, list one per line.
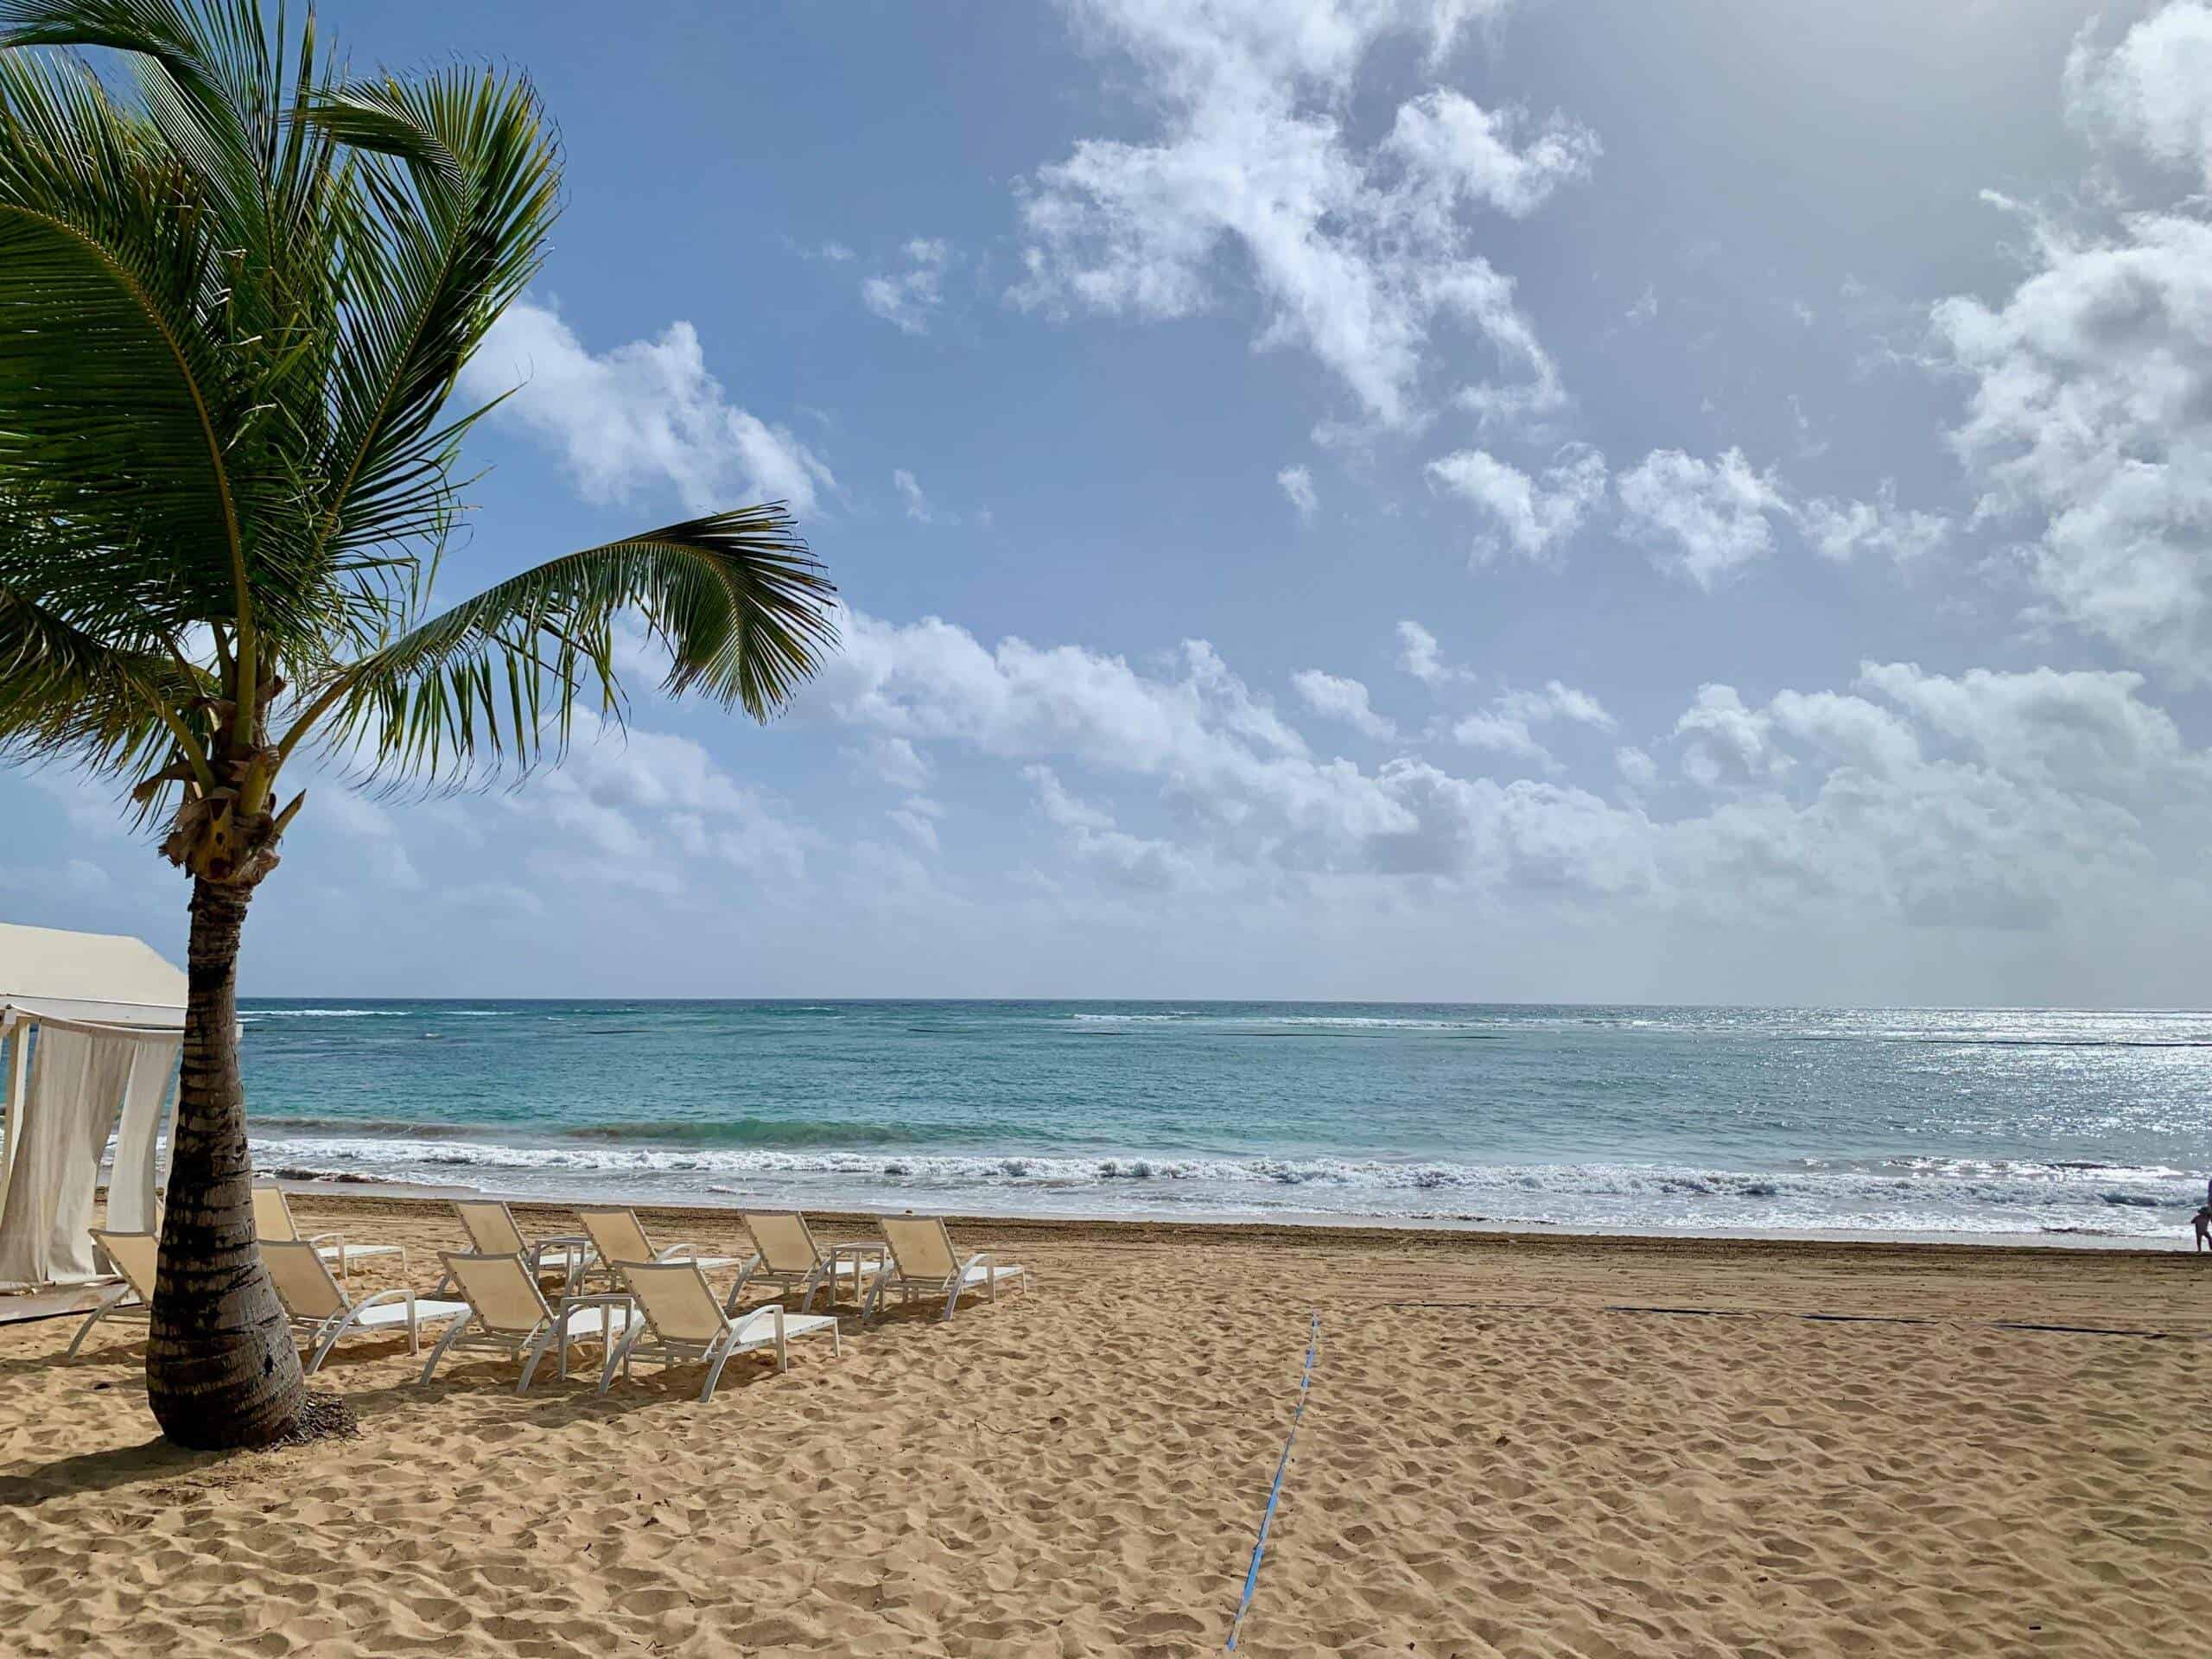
(144, 876), (305, 1448)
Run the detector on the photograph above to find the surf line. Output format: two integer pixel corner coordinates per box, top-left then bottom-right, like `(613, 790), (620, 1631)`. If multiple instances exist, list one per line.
(1225, 1312), (1320, 1651)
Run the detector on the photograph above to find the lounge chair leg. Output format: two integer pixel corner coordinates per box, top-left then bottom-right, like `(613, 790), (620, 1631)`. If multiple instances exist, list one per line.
(65, 1303), (111, 1360)
(941, 1281), (960, 1322)
(599, 1325), (644, 1395)
(307, 1326), (344, 1376)
(518, 1328), (554, 1393)
(420, 1314), (474, 1385)
(700, 1338), (739, 1403)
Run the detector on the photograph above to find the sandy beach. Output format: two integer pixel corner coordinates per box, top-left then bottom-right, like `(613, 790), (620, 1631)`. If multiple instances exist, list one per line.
(1, 1193), (2206, 1657)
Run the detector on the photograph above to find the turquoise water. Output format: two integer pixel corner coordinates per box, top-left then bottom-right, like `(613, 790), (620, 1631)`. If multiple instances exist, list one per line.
(238, 1000), (2212, 1242)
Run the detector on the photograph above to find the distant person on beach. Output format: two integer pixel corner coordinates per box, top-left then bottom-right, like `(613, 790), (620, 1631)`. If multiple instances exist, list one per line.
(2196, 1206), (2212, 1254)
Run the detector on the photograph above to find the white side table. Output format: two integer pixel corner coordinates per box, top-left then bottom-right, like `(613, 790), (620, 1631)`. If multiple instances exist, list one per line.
(822, 1242), (889, 1322)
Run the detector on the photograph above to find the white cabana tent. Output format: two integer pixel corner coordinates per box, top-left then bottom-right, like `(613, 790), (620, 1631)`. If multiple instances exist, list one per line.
(0, 921), (186, 1291)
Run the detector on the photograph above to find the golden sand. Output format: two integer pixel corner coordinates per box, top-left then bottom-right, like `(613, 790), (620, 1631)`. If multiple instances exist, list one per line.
(1, 1194), (2206, 1656)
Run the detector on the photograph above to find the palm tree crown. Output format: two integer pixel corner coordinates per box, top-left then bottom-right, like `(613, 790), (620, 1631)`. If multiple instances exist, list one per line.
(0, 0), (836, 1450)
(0, 0), (836, 868)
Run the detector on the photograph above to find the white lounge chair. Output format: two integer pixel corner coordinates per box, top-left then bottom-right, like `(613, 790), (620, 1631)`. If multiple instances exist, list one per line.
(874, 1215), (1033, 1323)
(67, 1229), (158, 1357)
(419, 1250), (638, 1392)
(261, 1238), (467, 1374)
(728, 1210), (879, 1312)
(431, 1199), (591, 1294)
(599, 1258), (840, 1402)
(573, 1205), (744, 1292)
(252, 1181), (409, 1281)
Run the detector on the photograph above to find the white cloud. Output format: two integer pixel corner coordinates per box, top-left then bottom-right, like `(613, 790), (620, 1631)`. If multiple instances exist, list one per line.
(1800, 482), (1950, 563)
(1427, 442), (1606, 563)
(461, 298), (836, 516)
(849, 734), (932, 791)
(1452, 679), (1613, 766)
(887, 796), (945, 852)
(1291, 669), (1396, 739)
(893, 468), (933, 522)
(1395, 619), (1459, 685)
(319, 788), (423, 891)
(1382, 88), (1600, 219)
(1451, 709), (1549, 761)
(1614, 745), (1657, 788)
(2064, 2), (2212, 187)
(1277, 464), (1319, 521)
(1618, 448), (1792, 588)
(1674, 683), (1787, 788)
(1855, 660), (2200, 797)
(1624, 284), (1657, 325)
(861, 238), (953, 334)
(1009, 0), (1586, 429)
(529, 720), (810, 890)
(1502, 681), (1613, 731)
(1023, 765), (1210, 891)
(1932, 8), (2212, 679)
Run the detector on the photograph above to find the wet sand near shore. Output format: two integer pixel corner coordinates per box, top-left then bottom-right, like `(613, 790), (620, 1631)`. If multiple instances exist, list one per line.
(1, 1192), (2205, 1656)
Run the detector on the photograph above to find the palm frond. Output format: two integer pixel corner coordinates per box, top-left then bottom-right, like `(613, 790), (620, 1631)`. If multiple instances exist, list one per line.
(297, 506), (838, 782)
(300, 68), (556, 571)
(0, 49), (252, 631)
(0, 573), (201, 779)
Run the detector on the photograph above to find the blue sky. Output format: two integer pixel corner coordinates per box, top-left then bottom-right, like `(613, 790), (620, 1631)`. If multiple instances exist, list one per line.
(10, 0), (2212, 1003)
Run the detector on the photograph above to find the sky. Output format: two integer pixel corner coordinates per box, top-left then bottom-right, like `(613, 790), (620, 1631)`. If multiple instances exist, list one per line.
(8, 0), (2212, 1004)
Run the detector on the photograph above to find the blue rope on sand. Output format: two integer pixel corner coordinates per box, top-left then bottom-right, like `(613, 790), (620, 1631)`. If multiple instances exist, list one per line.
(1225, 1312), (1320, 1651)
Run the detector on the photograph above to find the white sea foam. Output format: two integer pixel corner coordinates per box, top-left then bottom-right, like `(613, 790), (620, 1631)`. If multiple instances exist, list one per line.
(245, 1007), (411, 1018)
(246, 1132), (2198, 1237)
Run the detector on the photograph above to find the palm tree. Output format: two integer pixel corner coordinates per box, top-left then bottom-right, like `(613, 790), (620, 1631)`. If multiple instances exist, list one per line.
(0, 1), (836, 1449)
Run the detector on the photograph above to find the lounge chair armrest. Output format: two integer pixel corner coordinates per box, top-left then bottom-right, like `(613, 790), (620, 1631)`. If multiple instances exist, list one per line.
(353, 1288), (415, 1313)
(652, 1243), (700, 1261)
(306, 1231), (344, 1251)
(555, 1293), (633, 1314)
(960, 1251), (993, 1274)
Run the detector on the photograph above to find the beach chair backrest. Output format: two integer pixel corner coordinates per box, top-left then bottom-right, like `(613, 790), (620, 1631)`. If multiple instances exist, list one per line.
(262, 1239), (346, 1322)
(619, 1260), (727, 1345)
(251, 1182), (300, 1243)
(442, 1251), (550, 1336)
(880, 1215), (958, 1281)
(454, 1199), (527, 1256)
(90, 1229), (158, 1302)
(741, 1211), (820, 1274)
(576, 1207), (653, 1267)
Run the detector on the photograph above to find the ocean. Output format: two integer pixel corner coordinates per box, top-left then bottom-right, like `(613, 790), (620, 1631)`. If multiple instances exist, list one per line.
(236, 1000), (2212, 1245)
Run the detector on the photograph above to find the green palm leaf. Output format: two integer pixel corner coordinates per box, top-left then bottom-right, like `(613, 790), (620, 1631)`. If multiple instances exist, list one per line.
(304, 505), (838, 779)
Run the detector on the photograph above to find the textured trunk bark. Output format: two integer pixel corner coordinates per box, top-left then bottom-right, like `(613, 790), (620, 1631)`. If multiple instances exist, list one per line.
(144, 877), (305, 1448)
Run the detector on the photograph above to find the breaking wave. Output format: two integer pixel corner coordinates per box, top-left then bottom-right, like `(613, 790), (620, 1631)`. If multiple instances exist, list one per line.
(245, 1132), (2200, 1237)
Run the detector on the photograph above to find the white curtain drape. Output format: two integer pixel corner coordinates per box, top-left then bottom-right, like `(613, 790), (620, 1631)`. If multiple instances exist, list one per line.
(0, 1019), (181, 1288)
(107, 1037), (181, 1233)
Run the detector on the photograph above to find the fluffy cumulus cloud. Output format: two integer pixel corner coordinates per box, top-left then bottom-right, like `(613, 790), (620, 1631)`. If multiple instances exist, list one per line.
(1653, 664), (2206, 931)
(1617, 448), (1792, 588)
(1799, 482), (1950, 564)
(1427, 442), (1606, 563)
(1453, 680), (1613, 767)
(1934, 3), (2212, 680)
(1277, 463), (1319, 520)
(861, 238), (954, 334)
(1011, 0), (1588, 429)
(2063, 1), (2212, 187)
(1396, 619), (1458, 685)
(779, 607), (2212, 943)
(524, 719), (810, 894)
(461, 298), (836, 516)
(1291, 668), (1396, 739)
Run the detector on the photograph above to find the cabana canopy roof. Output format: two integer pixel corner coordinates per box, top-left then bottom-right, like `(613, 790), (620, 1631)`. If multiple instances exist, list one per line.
(0, 922), (188, 1032)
